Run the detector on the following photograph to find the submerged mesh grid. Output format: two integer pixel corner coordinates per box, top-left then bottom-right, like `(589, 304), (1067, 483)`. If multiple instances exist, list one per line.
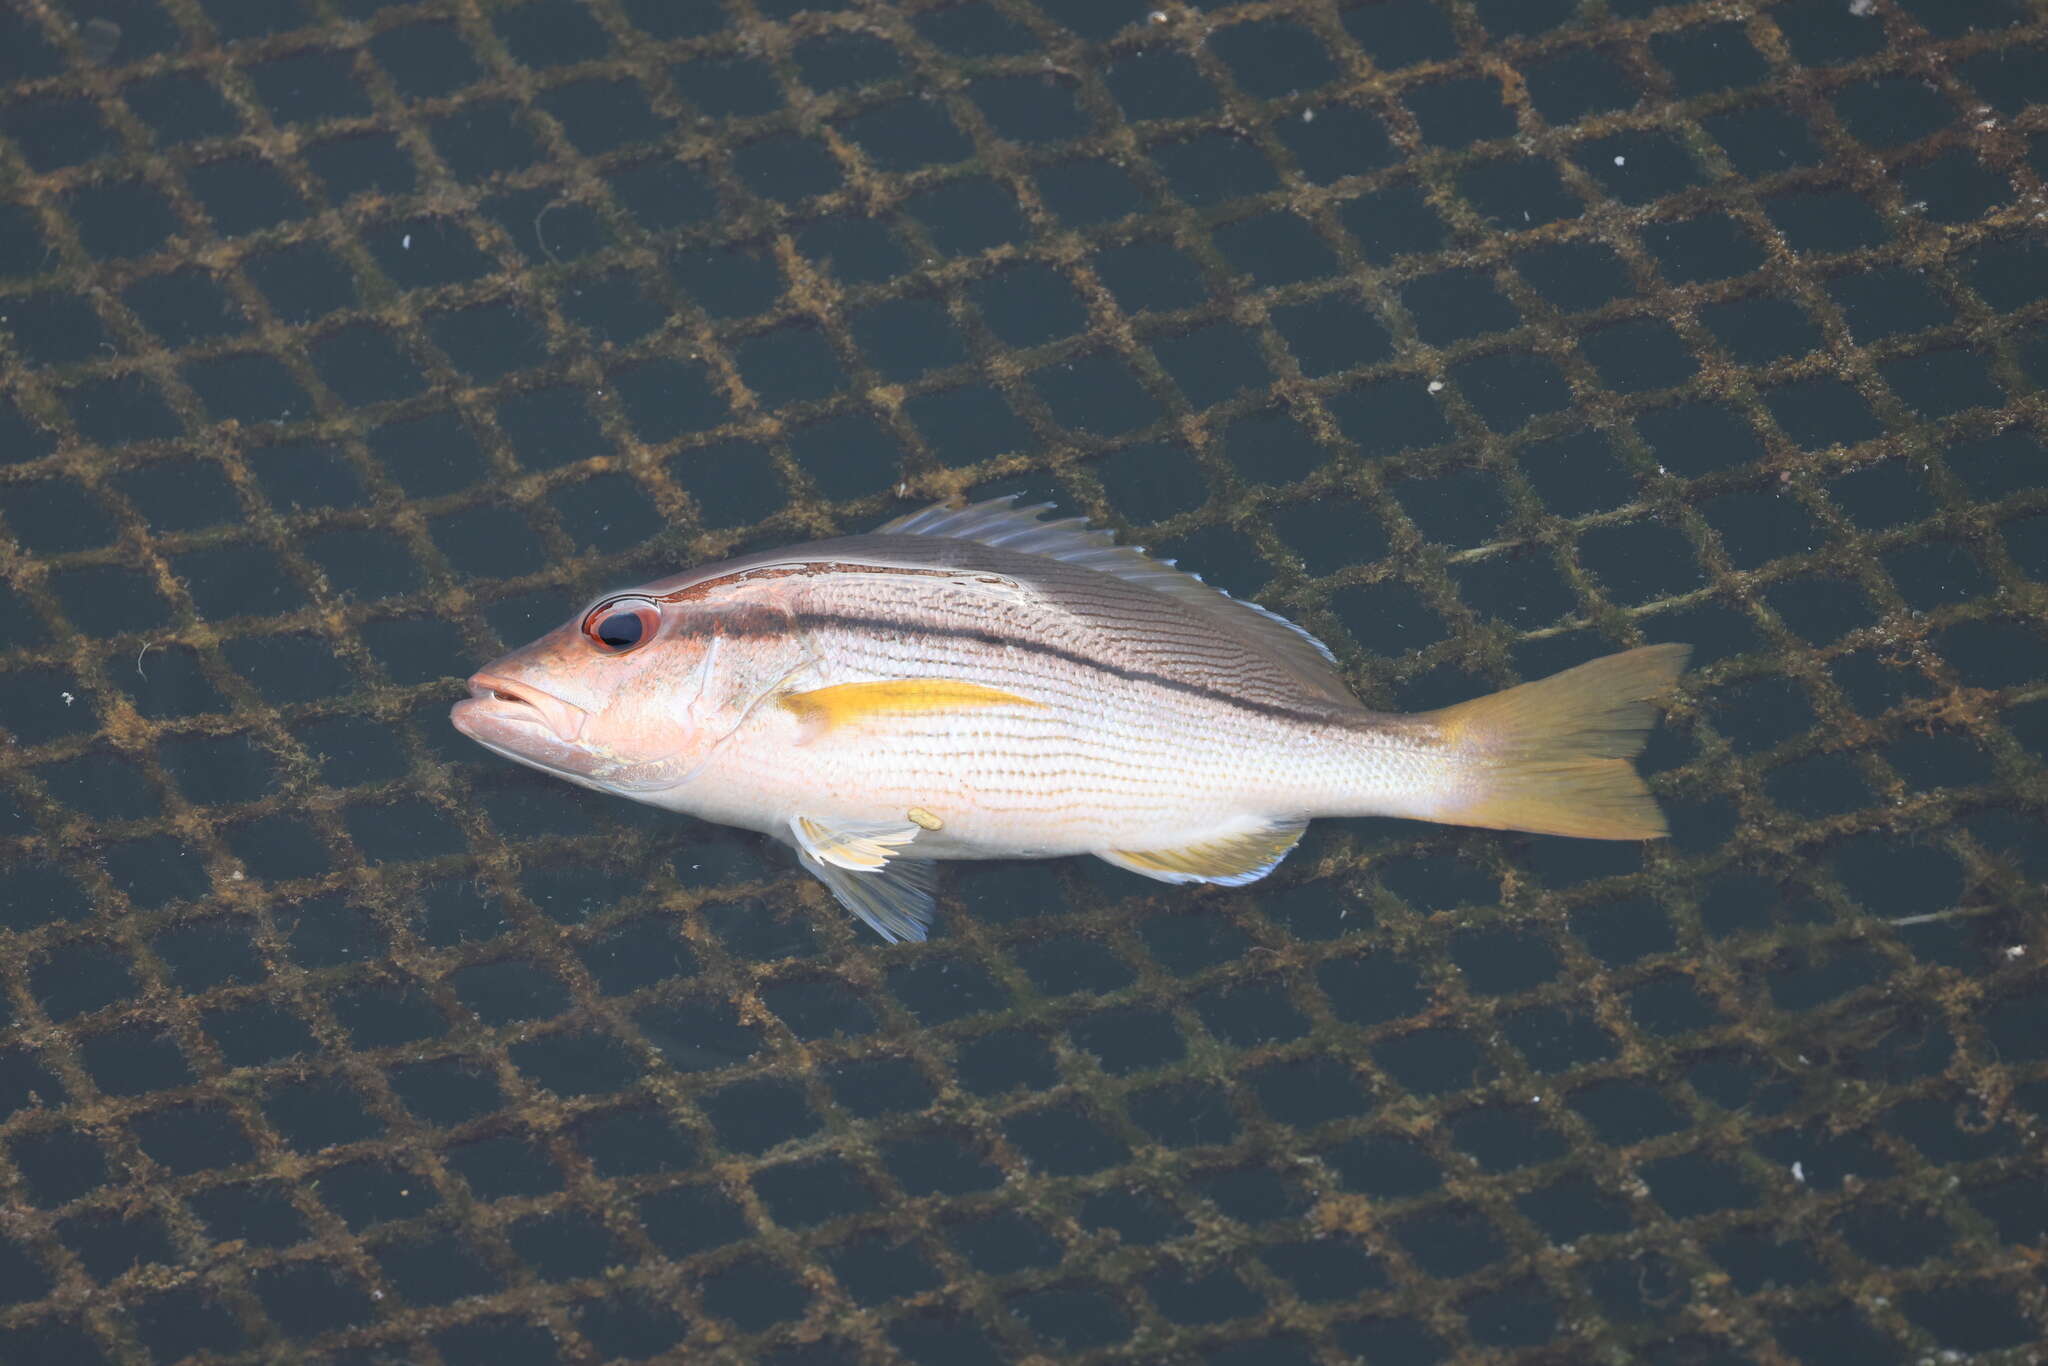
(1, 0), (2045, 1361)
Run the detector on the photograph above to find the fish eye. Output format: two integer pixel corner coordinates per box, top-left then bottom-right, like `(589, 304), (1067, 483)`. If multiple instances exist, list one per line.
(582, 597), (661, 654)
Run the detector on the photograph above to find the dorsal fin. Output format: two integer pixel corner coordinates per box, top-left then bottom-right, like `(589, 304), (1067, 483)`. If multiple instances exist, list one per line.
(876, 498), (1354, 706)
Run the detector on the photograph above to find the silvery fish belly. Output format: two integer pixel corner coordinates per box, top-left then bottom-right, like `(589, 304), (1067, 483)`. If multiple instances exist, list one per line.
(452, 499), (1689, 943)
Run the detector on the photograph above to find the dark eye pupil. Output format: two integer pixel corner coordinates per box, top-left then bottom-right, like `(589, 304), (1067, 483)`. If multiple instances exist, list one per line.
(596, 612), (644, 649)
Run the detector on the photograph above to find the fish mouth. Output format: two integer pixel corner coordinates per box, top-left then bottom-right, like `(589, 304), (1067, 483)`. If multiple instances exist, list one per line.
(454, 672), (589, 745)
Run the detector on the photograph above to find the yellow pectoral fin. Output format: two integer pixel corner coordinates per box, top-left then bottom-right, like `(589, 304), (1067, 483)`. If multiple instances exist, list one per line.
(779, 679), (1044, 738)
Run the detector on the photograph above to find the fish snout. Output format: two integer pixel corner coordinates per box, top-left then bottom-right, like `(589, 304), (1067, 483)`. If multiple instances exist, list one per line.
(456, 672), (590, 744)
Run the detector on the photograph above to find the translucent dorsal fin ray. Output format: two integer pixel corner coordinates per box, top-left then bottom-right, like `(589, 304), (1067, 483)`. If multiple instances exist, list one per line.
(1097, 818), (1308, 887)
(877, 498), (1352, 705)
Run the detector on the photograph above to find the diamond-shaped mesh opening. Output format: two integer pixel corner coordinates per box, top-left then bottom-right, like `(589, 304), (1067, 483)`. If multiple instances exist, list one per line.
(1, 0), (2044, 1360)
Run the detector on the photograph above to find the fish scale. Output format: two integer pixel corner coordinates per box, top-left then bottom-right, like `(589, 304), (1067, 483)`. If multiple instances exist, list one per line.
(453, 498), (1689, 943)
(788, 621), (1292, 833)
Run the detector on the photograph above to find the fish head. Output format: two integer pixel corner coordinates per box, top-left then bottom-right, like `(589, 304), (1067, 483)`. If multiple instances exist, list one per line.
(451, 589), (744, 794)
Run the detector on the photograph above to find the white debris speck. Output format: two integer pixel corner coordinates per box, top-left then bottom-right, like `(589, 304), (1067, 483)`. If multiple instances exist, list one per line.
(401, 233), (412, 249)
(1614, 155), (1626, 167)
(60, 691), (74, 706)
(2005, 944), (2026, 960)
(1427, 379), (1445, 394)
(1792, 1161), (1806, 1183)
(1530, 1095), (1541, 1103)
(229, 869), (245, 881)
(1848, 0), (1874, 14)
(1302, 108), (1315, 123)
(1148, 9), (1168, 22)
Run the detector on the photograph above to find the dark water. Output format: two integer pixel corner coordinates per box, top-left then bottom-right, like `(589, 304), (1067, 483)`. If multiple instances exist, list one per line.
(1, 0), (2045, 1362)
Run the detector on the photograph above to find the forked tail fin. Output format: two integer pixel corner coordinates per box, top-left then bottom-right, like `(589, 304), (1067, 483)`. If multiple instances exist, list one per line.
(1424, 644), (1691, 840)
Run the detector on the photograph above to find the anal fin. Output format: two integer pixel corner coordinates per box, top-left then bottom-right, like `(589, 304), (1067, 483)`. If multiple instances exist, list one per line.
(1098, 819), (1306, 887)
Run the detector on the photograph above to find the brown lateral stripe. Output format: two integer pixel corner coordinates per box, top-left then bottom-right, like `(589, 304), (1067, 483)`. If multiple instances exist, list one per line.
(624, 559), (1378, 727)
(732, 607), (1362, 730)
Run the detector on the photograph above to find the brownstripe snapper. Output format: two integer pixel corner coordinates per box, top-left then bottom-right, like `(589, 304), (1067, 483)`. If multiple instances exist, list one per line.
(452, 499), (1689, 942)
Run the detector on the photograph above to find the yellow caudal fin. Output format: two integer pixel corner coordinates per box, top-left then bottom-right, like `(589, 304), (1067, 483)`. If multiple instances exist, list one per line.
(1426, 644), (1691, 840)
(779, 679), (1043, 739)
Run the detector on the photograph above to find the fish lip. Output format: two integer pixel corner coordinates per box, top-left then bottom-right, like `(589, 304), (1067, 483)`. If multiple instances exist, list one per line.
(460, 672), (588, 743)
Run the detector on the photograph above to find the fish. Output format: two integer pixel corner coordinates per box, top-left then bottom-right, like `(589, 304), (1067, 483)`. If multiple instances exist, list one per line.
(451, 498), (1689, 943)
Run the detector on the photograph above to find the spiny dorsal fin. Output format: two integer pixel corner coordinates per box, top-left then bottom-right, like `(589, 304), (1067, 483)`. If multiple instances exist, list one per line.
(877, 498), (1353, 707)
(1097, 819), (1307, 887)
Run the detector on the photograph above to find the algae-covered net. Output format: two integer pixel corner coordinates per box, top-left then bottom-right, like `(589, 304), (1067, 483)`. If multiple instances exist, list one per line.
(1, 0), (2045, 1361)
